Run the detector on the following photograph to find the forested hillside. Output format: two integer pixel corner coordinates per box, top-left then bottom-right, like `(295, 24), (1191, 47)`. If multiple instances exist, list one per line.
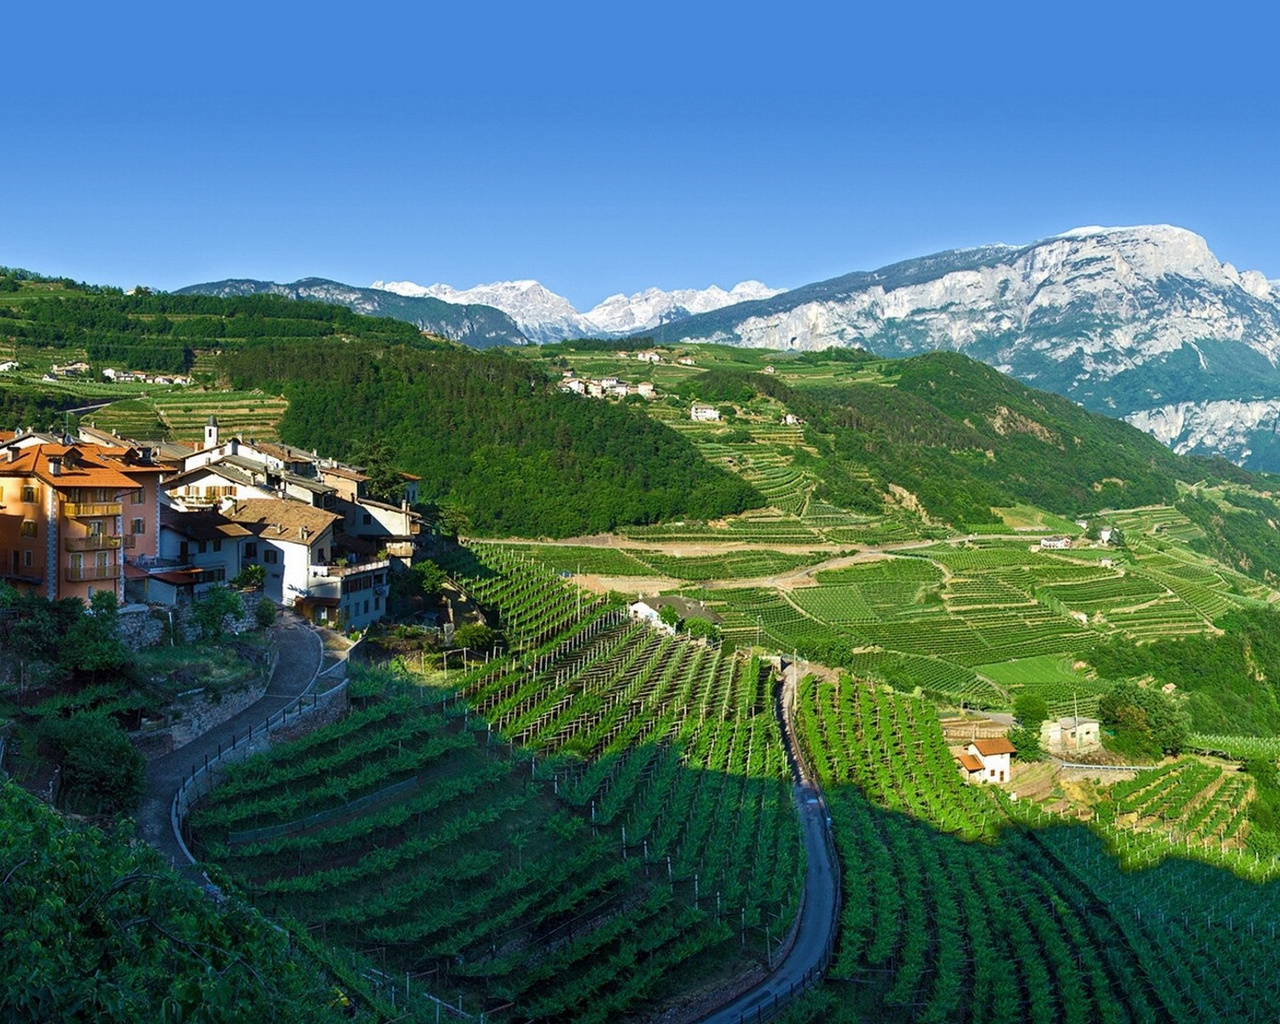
(223, 341), (761, 536)
(686, 353), (1249, 526)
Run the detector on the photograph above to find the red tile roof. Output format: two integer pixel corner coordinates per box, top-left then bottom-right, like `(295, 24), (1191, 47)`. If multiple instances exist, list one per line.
(957, 752), (984, 773)
(972, 737), (1017, 756)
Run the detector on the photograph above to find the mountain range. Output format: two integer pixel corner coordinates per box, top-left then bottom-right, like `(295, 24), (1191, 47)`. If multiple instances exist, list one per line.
(180, 225), (1280, 471)
(368, 278), (782, 344)
(656, 225), (1280, 472)
(174, 277), (529, 349)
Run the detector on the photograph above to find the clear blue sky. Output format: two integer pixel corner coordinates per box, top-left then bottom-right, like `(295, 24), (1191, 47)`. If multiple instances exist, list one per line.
(4, 2), (1279, 308)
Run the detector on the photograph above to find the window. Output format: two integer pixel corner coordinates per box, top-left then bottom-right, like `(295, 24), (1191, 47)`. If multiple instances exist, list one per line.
(263, 549), (279, 564)
(363, 600), (369, 614)
(362, 512), (372, 526)
(374, 596), (380, 611)
(20, 520), (36, 538)
(23, 550), (32, 568)
(21, 485), (36, 503)
(131, 488), (145, 505)
(131, 518), (145, 535)
(244, 542), (257, 558)
(213, 539), (221, 552)
(198, 541), (207, 554)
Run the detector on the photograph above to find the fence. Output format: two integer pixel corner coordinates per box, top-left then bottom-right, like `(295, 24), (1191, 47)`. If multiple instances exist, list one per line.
(169, 629), (345, 865)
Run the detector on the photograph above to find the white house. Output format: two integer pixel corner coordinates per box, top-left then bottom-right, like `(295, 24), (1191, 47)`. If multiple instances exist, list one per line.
(223, 499), (340, 608)
(956, 737), (1016, 784)
(690, 403), (721, 422)
(0, 361), (18, 373)
(1099, 527), (1114, 544)
(1040, 536), (1072, 550)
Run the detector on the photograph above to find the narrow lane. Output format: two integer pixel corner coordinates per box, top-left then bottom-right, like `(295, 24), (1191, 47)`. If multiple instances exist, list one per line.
(133, 612), (323, 881)
(697, 662), (840, 1024)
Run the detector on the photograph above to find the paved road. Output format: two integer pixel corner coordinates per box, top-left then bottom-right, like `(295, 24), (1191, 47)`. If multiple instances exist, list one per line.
(134, 613), (323, 881)
(697, 664), (840, 1024)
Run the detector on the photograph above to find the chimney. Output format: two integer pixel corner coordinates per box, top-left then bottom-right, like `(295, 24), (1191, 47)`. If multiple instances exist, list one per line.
(5, 448), (15, 463)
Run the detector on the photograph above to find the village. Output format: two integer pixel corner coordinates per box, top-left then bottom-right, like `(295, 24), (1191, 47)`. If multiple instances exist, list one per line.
(0, 415), (426, 631)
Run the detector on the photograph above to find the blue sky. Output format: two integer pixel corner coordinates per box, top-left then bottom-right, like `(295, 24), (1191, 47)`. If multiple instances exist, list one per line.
(4, 2), (1279, 308)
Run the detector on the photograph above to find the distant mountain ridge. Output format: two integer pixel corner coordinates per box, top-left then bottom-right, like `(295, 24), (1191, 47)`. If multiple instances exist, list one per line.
(654, 225), (1280, 472)
(370, 278), (782, 345)
(174, 277), (530, 349)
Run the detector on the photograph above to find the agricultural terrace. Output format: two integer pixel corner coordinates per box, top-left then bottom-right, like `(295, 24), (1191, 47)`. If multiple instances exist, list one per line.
(787, 674), (1280, 1024)
(89, 389), (289, 441)
(697, 538), (1260, 714)
(194, 548), (801, 1023)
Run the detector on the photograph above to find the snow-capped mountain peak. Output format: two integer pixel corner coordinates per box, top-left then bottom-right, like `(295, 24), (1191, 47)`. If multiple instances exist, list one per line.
(368, 277), (783, 344)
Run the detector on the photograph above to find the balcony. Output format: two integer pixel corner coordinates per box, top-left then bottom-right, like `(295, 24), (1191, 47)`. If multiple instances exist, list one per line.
(309, 558), (390, 579)
(65, 564), (121, 582)
(65, 535), (123, 552)
(64, 502), (121, 518)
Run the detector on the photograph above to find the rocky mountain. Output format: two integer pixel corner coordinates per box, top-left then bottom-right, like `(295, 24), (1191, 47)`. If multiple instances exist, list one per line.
(175, 278), (529, 349)
(370, 278), (782, 344)
(655, 225), (1280, 471)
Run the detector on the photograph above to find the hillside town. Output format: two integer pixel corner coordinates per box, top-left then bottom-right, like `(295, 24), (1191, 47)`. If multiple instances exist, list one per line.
(0, 417), (427, 630)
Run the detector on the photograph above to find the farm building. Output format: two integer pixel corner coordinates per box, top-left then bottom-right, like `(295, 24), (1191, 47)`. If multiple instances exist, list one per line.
(690, 403), (721, 422)
(629, 596), (722, 635)
(956, 737), (1016, 784)
(1040, 716), (1101, 754)
(1039, 536), (1072, 550)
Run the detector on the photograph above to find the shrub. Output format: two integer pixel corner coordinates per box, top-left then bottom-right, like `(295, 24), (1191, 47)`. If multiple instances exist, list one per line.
(254, 599), (278, 628)
(41, 713), (145, 814)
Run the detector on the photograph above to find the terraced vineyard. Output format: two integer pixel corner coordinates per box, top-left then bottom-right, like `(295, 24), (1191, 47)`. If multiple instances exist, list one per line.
(1100, 759), (1254, 850)
(194, 552), (801, 1022)
(90, 389), (290, 441)
(787, 674), (1280, 1024)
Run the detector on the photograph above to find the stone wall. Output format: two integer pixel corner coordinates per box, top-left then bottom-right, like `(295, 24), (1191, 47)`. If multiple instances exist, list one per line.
(117, 592), (271, 650)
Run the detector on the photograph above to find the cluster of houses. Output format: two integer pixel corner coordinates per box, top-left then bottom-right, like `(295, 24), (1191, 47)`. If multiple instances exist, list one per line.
(558, 372), (656, 401)
(0, 416), (428, 630)
(102, 368), (195, 386)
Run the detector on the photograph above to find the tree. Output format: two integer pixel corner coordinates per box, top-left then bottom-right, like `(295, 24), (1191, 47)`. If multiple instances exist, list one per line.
(1099, 681), (1189, 758)
(685, 617), (721, 642)
(62, 591), (130, 678)
(1013, 692), (1048, 729)
(452, 622), (497, 651)
(658, 604), (682, 630)
(230, 564), (266, 590)
(349, 438), (405, 505)
(40, 712), (145, 813)
(191, 586), (245, 640)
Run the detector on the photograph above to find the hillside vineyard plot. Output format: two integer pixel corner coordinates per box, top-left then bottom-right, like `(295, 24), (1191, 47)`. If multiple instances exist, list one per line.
(194, 553), (800, 1023)
(789, 676), (1280, 1024)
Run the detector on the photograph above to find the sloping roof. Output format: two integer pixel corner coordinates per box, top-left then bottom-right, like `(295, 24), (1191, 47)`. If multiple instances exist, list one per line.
(160, 507), (253, 541)
(224, 498), (339, 540)
(956, 752), (984, 773)
(0, 443), (150, 490)
(319, 464), (369, 483)
(164, 462), (260, 490)
(972, 737), (1017, 756)
(633, 595), (723, 624)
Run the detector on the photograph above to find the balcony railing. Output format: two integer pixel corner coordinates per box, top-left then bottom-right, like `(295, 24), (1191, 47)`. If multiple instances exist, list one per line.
(65, 564), (121, 582)
(64, 502), (121, 518)
(309, 558), (390, 578)
(65, 535), (123, 552)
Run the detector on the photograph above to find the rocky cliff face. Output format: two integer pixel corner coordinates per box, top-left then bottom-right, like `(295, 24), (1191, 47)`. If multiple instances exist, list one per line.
(664, 226), (1280, 470)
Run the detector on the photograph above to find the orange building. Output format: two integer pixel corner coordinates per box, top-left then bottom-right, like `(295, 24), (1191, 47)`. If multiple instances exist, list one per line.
(0, 441), (164, 603)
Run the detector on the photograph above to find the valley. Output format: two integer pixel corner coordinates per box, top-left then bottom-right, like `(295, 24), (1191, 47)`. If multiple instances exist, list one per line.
(8, 271), (1280, 1022)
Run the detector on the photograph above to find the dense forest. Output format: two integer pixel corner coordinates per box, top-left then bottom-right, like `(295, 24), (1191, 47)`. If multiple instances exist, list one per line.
(222, 341), (761, 536)
(688, 354), (1245, 526)
(0, 287), (432, 374)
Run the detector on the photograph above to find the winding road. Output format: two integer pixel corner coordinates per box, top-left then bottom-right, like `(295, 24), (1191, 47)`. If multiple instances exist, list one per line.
(696, 662), (841, 1024)
(134, 612), (323, 882)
